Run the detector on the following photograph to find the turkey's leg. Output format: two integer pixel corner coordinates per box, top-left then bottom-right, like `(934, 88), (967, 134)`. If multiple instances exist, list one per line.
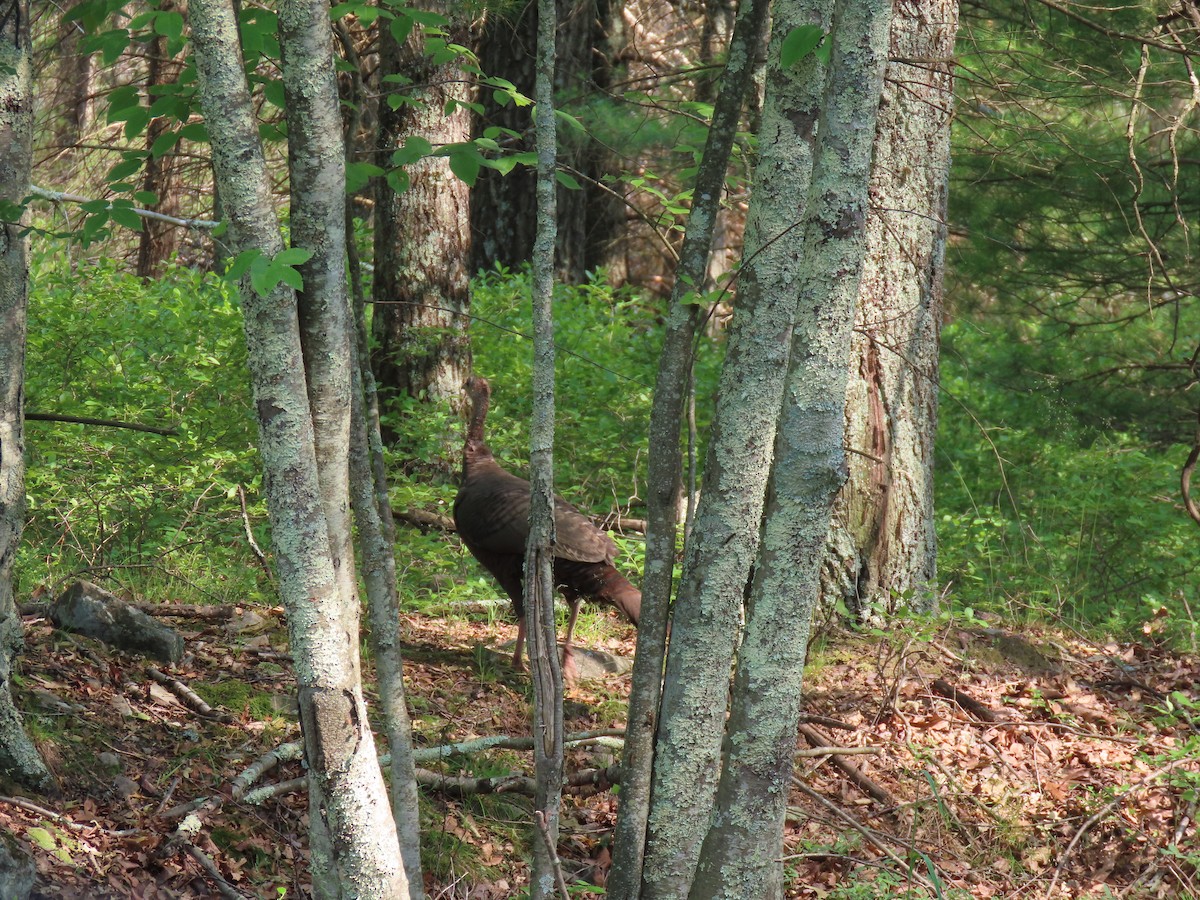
(561, 595), (582, 686)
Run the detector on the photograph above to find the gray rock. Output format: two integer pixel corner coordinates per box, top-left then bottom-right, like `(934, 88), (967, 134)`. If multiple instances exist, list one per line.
(0, 829), (34, 899)
(51, 581), (184, 664)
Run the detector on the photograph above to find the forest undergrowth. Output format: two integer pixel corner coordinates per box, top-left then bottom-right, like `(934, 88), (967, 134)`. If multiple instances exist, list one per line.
(2, 598), (1196, 899)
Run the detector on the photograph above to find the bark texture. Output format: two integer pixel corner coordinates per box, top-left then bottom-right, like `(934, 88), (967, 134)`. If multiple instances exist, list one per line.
(189, 0), (407, 894)
(822, 0), (957, 619)
(633, 0), (828, 894)
(0, 0), (55, 793)
(372, 0), (472, 416)
(525, 0), (564, 894)
(606, 0), (774, 893)
(135, 0), (186, 279)
(471, 0), (622, 280)
(688, 0), (892, 894)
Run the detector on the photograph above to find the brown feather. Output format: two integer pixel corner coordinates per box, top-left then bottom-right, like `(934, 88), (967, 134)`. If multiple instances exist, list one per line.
(453, 377), (641, 648)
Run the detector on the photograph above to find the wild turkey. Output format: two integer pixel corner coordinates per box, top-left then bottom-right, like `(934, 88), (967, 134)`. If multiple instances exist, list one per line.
(453, 376), (641, 681)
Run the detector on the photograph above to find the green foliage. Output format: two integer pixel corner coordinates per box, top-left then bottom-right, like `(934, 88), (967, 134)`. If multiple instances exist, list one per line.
(21, 257), (267, 602)
(936, 321), (1200, 639)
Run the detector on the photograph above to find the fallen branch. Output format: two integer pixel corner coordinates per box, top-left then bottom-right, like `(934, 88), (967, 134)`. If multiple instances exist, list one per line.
(931, 678), (1003, 723)
(184, 844), (251, 900)
(797, 724), (893, 806)
(25, 411), (178, 436)
(147, 668), (235, 723)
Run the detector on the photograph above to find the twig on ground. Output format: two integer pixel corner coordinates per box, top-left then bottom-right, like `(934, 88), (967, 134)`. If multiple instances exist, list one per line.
(184, 843), (251, 899)
(798, 724), (893, 805)
(1044, 759), (1184, 900)
(147, 667), (235, 723)
(789, 779), (940, 894)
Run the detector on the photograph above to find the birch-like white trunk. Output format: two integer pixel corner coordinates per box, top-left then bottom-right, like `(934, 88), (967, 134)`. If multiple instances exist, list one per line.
(689, 0), (892, 895)
(189, 0), (407, 894)
(0, 0), (54, 792)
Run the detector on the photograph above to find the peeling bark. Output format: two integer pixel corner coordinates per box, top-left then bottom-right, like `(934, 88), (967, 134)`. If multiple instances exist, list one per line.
(823, 0), (958, 620)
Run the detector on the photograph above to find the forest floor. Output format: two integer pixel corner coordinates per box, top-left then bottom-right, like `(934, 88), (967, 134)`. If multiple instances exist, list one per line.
(2, 598), (1198, 899)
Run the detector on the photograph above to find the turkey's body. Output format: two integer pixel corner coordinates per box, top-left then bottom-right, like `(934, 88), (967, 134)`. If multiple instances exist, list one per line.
(453, 377), (641, 678)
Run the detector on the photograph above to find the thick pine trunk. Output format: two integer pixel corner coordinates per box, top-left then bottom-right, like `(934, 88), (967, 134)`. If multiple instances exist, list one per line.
(471, 0), (621, 281)
(135, 0), (186, 279)
(372, 2), (472, 416)
(0, 0), (55, 792)
(822, 0), (958, 619)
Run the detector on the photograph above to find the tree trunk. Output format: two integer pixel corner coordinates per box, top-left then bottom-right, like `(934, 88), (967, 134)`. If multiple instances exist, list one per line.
(632, 0), (827, 893)
(471, 0), (622, 281)
(372, 1), (472, 421)
(135, 0), (186, 279)
(0, 0), (55, 793)
(189, 0), (409, 894)
(688, 0), (892, 893)
(822, 0), (958, 620)
(525, 0), (565, 893)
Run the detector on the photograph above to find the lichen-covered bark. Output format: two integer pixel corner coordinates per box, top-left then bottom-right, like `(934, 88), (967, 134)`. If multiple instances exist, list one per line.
(688, 0), (892, 894)
(823, 0), (958, 619)
(633, 0), (826, 894)
(525, 0), (564, 893)
(0, 0), (54, 793)
(372, 0), (471, 418)
(609, 0), (772, 888)
(189, 0), (407, 895)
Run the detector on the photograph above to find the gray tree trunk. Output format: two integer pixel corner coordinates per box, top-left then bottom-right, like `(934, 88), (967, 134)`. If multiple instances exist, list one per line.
(372, 0), (472, 421)
(822, 0), (958, 619)
(606, 0), (773, 892)
(189, 0), (408, 895)
(634, 0), (830, 894)
(688, 0), (892, 894)
(525, 0), (564, 893)
(0, 0), (55, 793)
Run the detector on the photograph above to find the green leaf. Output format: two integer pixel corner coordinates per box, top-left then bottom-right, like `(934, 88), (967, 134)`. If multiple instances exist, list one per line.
(149, 130), (181, 159)
(154, 10), (184, 39)
(109, 205), (144, 232)
(780, 25), (825, 68)
(556, 171), (583, 191)
(226, 249), (262, 281)
(262, 80), (286, 110)
(389, 13), (414, 45)
(346, 161), (385, 193)
(274, 247), (314, 267)
(554, 109), (586, 133)
(26, 828), (57, 851)
(448, 147), (481, 186)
